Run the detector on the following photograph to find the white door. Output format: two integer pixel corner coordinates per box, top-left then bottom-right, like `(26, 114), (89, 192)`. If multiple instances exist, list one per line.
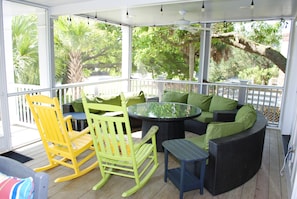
(0, 1), (49, 150)
(0, 0), (11, 153)
(287, 96), (297, 198)
(286, 86), (297, 199)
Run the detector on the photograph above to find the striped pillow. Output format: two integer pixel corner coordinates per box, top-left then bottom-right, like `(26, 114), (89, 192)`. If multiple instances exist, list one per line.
(0, 172), (34, 199)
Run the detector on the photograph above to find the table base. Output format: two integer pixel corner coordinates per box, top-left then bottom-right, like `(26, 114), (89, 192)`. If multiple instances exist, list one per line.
(142, 120), (185, 152)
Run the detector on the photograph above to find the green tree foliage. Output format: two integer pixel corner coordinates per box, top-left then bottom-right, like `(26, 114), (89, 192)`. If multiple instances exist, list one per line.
(133, 21), (284, 85)
(11, 15), (122, 85)
(209, 46), (278, 84)
(239, 21), (283, 85)
(210, 22), (234, 63)
(241, 21), (282, 48)
(11, 15), (285, 86)
(239, 66), (278, 85)
(237, 48), (279, 85)
(132, 26), (200, 80)
(209, 21), (284, 84)
(54, 16), (122, 84)
(12, 15), (39, 84)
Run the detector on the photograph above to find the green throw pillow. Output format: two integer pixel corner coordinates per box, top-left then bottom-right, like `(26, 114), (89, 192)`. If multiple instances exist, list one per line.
(187, 93), (212, 111)
(204, 121), (244, 151)
(209, 95), (237, 112)
(72, 97), (101, 113)
(126, 91), (145, 106)
(161, 91), (188, 103)
(71, 98), (84, 112)
(235, 104), (257, 129)
(95, 95), (121, 106)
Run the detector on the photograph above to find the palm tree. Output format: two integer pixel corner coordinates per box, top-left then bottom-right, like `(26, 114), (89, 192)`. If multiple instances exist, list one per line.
(12, 15), (39, 84)
(54, 16), (122, 84)
(54, 17), (89, 84)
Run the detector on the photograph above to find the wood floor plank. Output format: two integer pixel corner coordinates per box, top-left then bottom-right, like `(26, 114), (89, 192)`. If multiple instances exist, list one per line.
(241, 175), (257, 199)
(15, 128), (289, 199)
(217, 185), (242, 199)
(278, 129), (289, 199)
(269, 129), (282, 199)
(255, 130), (270, 199)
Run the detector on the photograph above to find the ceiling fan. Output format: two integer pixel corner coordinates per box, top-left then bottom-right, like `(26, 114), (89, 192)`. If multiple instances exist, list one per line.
(174, 10), (210, 33)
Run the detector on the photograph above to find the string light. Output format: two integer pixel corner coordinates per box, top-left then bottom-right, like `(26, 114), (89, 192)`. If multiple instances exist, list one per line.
(160, 5), (163, 14)
(281, 18), (288, 28)
(223, 21), (227, 29)
(201, 1), (205, 12)
(126, 9), (129, 18)
(250, 0), (254, 9)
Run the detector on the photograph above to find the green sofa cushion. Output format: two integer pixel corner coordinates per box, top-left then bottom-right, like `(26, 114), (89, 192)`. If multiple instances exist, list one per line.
(161, 91), (188, 103)
(194, 112), (214, 123)
(187, 93), (212, 111)
(235, 104), (257, 129)
(126, 91), (145, 107)
(204, 121), (245, 151)
(209, 95), (237, 112)
(186, 134), (207, 151)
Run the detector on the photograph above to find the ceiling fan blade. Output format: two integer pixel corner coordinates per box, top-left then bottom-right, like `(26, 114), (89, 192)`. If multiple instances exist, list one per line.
(175, 10), (193, 31)
(173, 10), (212, 33)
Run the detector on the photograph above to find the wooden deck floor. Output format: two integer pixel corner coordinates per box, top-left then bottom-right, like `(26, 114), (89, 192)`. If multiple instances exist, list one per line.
(17, 128), (289, 199)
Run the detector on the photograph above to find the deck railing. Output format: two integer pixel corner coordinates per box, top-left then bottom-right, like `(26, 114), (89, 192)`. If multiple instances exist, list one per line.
(130, 79), (282, 127)
(9, 78), (283, 127)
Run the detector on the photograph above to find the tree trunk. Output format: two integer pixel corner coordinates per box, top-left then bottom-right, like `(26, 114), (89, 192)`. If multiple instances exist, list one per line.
(189, 43), (195, 81)
(67, 51), (83, 83)
(67, 51), (83, 98)
(212, 32), (287, 73)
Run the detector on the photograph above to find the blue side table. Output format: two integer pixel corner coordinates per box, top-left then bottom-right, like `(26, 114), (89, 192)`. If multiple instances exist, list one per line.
(63, 112), (87, 131)
(162, 139), (209, 199)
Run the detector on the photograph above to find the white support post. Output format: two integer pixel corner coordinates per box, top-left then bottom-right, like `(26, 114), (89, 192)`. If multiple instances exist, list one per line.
(37, 11), (52, 96)
(281, 20), (297, 136)
(198, 23), (211, 94)
(3, 11), (16, 128)
(238, 80), (248, 105)
(121, 25), (132, 92)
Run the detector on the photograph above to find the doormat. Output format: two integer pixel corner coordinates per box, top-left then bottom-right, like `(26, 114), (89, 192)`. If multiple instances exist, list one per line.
(1, 151), (33, 163)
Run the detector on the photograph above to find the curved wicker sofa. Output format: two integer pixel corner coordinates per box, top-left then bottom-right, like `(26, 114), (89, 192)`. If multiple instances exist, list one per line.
(161, 90), (267, 195)
(187, 111), (267, 195)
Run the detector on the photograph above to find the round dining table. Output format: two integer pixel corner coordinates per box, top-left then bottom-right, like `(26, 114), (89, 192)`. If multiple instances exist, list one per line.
(127, 102), (201, 152)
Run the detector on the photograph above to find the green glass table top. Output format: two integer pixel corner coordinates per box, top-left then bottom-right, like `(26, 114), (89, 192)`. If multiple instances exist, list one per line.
(127, 102), (201, 121)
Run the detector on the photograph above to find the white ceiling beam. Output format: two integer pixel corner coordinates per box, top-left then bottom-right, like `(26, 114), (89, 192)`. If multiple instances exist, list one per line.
(50, 0), (202, 16)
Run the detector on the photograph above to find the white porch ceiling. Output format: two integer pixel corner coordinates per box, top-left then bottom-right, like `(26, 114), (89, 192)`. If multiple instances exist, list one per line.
(13, 0), (297, 26)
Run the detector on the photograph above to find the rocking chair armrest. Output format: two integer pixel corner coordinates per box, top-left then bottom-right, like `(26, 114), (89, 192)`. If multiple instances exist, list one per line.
(102, 111), (123, 117)
(64, 115), (72, 121)
(135, 125), (158, 148)
(69, 127), (90, 140)
(64, 115), (73, 131)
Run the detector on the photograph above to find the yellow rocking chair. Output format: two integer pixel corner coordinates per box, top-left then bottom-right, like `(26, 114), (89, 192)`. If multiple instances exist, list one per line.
(82, 92), (159, 197)
(25, 94), (97, 183)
